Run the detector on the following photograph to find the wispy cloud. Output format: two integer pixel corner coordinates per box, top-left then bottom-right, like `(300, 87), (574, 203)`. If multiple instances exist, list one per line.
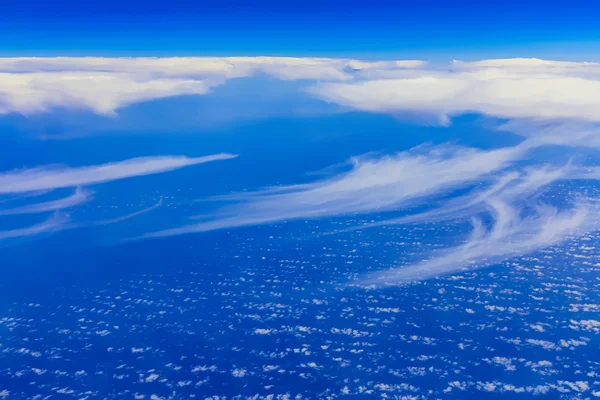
(0, 187), (93, 215)
(349, 162), (600, 285)
(364, 165), (571, 229)
(359, 200), (593, 286)
(0, 153), (236, 194)
(138, 142), (530, 239)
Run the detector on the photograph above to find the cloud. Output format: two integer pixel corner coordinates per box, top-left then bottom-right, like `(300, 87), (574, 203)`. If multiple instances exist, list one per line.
(0, 57), (424, 115)
(309, 58), (600, 124)
(0, 187), (93, 215)
(0, 153), (236, 194)
(138, 142), (530, 239)
(0, 212), (70, 241)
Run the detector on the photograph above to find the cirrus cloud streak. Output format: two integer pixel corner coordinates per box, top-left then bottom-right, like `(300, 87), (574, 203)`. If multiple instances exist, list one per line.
(0, 153), (236, 194)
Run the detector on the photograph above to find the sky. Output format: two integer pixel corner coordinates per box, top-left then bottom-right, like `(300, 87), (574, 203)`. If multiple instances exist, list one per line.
(2, 0), (600, 60)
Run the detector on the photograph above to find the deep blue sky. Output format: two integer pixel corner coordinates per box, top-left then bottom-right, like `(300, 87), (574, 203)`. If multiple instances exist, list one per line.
(2, 0), (600, 60)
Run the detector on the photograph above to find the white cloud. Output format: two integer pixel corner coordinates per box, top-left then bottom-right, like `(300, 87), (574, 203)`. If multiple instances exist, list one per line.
(138, 142), (529, 239)
(0, 153), (236, 194)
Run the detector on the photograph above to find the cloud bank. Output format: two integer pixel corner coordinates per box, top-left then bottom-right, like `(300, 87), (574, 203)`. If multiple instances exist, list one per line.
(0, 57), (424, 115)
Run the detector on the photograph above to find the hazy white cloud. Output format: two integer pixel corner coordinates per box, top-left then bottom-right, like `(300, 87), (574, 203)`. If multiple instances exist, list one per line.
(0, 212), (70, 241)
(138, 142), (530, 239)
(0, 153), (236, 194)
(0, 187), (93, 215)
(0, 57), (424, 115)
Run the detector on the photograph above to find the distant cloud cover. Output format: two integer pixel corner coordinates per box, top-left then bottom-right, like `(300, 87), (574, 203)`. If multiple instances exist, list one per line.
(2, 56), (600, 126)
(4, 56), (600, 284)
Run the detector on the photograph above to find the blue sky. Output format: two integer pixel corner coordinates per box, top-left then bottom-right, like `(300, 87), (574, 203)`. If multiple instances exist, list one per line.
(3, 0), (600, 60)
